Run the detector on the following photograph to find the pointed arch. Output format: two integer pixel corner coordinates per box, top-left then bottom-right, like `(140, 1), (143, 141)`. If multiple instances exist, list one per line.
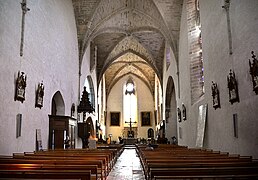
(51, 91), (65, 116)
(165, 76), (177, 141)
(85, 76), (95, 110)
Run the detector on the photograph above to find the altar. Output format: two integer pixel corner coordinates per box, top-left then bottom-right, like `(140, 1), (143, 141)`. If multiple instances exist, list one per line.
(123, 138), (137, 145)
(123, 126), (138, 145)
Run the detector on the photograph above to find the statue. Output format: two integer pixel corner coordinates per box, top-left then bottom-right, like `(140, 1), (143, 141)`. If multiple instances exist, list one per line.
(249, 51), (258, 94)
(227, 69), (239, 104)
(211, 81), (220, 109)
(15, 71), (27, 103)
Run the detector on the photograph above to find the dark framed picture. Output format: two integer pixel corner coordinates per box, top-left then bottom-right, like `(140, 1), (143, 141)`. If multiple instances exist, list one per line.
(110, 112), (120, 126)
(141, 111), (151, 126)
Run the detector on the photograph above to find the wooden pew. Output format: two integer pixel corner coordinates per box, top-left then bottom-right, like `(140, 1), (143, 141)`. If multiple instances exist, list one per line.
(0, 164), (98, 180)
(0, 169), (91, 180)
(0, 158), (104, 180)
(136, 144), (258, 180)
(149, 167), (258, 179)
(142, 156), (254, 177)
(14, 149), (118, 178)
(15, 152), (109, 176)
(0, 146), (122, 180)
(31, 148), (117, 172)
(153, 174), (258, 179)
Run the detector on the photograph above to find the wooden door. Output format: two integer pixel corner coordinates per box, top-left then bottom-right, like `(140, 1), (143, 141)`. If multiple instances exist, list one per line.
(54, 129), (64, 149)
(49, 115), (69, 149)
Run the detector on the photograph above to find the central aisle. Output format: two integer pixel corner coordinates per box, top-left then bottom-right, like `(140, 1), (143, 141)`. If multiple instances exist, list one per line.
(107, 147), (145, 180)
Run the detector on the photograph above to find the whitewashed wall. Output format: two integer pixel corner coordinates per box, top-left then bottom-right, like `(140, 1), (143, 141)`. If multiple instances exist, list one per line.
(163, 0), (258, 158)
(78, 45), (98, 148)
(0, 0), (79, 155)
(200, 0), (258, 158)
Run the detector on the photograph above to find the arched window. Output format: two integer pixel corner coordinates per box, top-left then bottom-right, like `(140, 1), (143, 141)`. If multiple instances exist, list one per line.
(51, 91), (65, 115)
(123, 77), (137, 126)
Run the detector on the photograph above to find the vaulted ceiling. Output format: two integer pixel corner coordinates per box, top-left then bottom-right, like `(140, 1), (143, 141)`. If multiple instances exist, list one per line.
(72, 0), (183, 96)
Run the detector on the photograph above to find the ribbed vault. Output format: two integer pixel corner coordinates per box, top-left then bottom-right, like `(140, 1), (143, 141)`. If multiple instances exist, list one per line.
(72, 0), (183, 97)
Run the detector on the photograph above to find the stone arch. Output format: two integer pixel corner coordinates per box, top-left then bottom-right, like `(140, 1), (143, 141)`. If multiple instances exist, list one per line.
(165, 76), (177, 142)
(51, 91), (65, 116)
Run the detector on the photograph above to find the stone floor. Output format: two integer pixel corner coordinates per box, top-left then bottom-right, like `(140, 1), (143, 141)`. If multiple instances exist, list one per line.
(107, 147), (145, 180)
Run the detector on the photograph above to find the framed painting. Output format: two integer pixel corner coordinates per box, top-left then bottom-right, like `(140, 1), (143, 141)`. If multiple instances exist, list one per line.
(110, 112), (120, 126)
(141, 111), (151, 126)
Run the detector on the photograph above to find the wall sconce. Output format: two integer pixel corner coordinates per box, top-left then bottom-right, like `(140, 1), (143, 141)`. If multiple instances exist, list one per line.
(249, 51), (258, 94)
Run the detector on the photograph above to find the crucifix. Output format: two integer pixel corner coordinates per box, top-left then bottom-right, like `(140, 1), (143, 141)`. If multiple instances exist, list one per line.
(222, 0), (233, 55)
(125, 118), (137, 138)
(20, 0), (30, 57)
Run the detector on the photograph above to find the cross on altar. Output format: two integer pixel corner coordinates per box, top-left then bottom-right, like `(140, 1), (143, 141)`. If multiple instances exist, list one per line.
(125, 118), (136, 138)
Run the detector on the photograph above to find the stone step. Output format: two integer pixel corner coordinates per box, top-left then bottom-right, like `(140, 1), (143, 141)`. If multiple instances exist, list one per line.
(124, 145), (136, 149)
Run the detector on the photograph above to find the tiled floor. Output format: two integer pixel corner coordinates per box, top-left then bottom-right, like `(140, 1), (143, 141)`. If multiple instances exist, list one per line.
(107, 147), (145, 180)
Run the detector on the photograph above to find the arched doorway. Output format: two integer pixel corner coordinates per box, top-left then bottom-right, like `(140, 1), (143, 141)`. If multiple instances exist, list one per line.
(165, 76), (177, 143)
(51, 91), (65, 116)
(49, 91), (67, 149)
